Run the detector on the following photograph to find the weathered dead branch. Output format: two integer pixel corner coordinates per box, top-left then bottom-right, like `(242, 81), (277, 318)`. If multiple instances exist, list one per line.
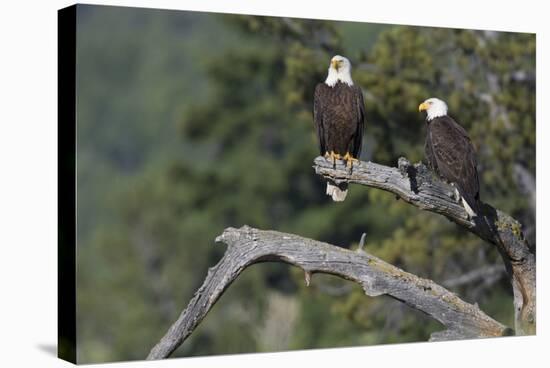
(147, 226), (510, 360)
(314, 156), (535, 334)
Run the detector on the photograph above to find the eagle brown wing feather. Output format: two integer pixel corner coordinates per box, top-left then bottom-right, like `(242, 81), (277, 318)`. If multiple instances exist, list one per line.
(427, 116), (480, 208)
(313, 83), (326, 156)
(351, 85), (365, 158)
(313, 82), (365, 158)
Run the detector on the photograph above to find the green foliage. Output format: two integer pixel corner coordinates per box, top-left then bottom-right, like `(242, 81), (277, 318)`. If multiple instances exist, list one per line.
(75, 5), (535, 363)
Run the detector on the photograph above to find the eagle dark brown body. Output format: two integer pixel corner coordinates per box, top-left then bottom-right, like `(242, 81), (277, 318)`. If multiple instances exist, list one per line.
(314, 55), (365, 202)
(313, 82), (365, 159)
(425, 115), (480, 214)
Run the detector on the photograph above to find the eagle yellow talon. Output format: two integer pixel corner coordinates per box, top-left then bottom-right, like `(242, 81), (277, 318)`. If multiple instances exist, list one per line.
(326, 151), (343, 168)
(343, 152), (359, 169)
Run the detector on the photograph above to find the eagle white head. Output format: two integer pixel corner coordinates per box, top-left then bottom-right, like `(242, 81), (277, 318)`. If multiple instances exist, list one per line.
(325, 55), (354, 87)
(419, 97), (448, 121)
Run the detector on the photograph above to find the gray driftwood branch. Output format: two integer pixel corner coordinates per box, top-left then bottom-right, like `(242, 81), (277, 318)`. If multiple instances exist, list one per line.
(443, 264), (506, 288)
(314, 156), (536, 335)
(147, 226), (510, 360)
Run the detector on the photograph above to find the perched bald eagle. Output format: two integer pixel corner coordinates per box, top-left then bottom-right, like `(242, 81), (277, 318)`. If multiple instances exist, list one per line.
(419, 98), (480, 217)
(314, 55), (365, 201)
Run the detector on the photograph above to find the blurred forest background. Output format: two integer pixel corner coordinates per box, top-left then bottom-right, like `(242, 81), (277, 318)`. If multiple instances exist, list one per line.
(75, 5), (536, 364)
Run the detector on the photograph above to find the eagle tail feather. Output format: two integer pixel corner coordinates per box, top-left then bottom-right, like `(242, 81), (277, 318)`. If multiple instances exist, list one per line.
(455, 186), (479, 218)
(461, 197), (477, 218)
(326, 182), (348, 202)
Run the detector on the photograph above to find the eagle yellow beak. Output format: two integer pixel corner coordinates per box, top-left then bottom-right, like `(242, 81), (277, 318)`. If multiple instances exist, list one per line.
(418, 102), (429, 112)
(331, 59), (340, 71)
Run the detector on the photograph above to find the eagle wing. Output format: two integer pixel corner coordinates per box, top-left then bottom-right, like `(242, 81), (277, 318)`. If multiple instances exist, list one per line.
(428, 116), (480, 204)
(351, 86), (365, 158)
(313, 83), (326, 156)
(424, 128), (437, 172)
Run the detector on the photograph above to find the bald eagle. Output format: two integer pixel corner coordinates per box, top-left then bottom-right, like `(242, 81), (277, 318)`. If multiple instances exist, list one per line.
(314, 55), (365, 202)
(419, 98), (480, 217)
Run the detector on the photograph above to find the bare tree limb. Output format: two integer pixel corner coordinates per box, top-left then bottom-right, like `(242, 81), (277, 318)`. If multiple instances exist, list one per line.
(443, 264), (506, 288)
(314, 156), (536, 335)
(147, 226), (510, 360)
(513, 162), (536, 215)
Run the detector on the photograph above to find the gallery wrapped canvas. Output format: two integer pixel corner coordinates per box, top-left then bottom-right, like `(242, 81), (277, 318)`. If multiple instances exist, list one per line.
(58, 4), (536, 364)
